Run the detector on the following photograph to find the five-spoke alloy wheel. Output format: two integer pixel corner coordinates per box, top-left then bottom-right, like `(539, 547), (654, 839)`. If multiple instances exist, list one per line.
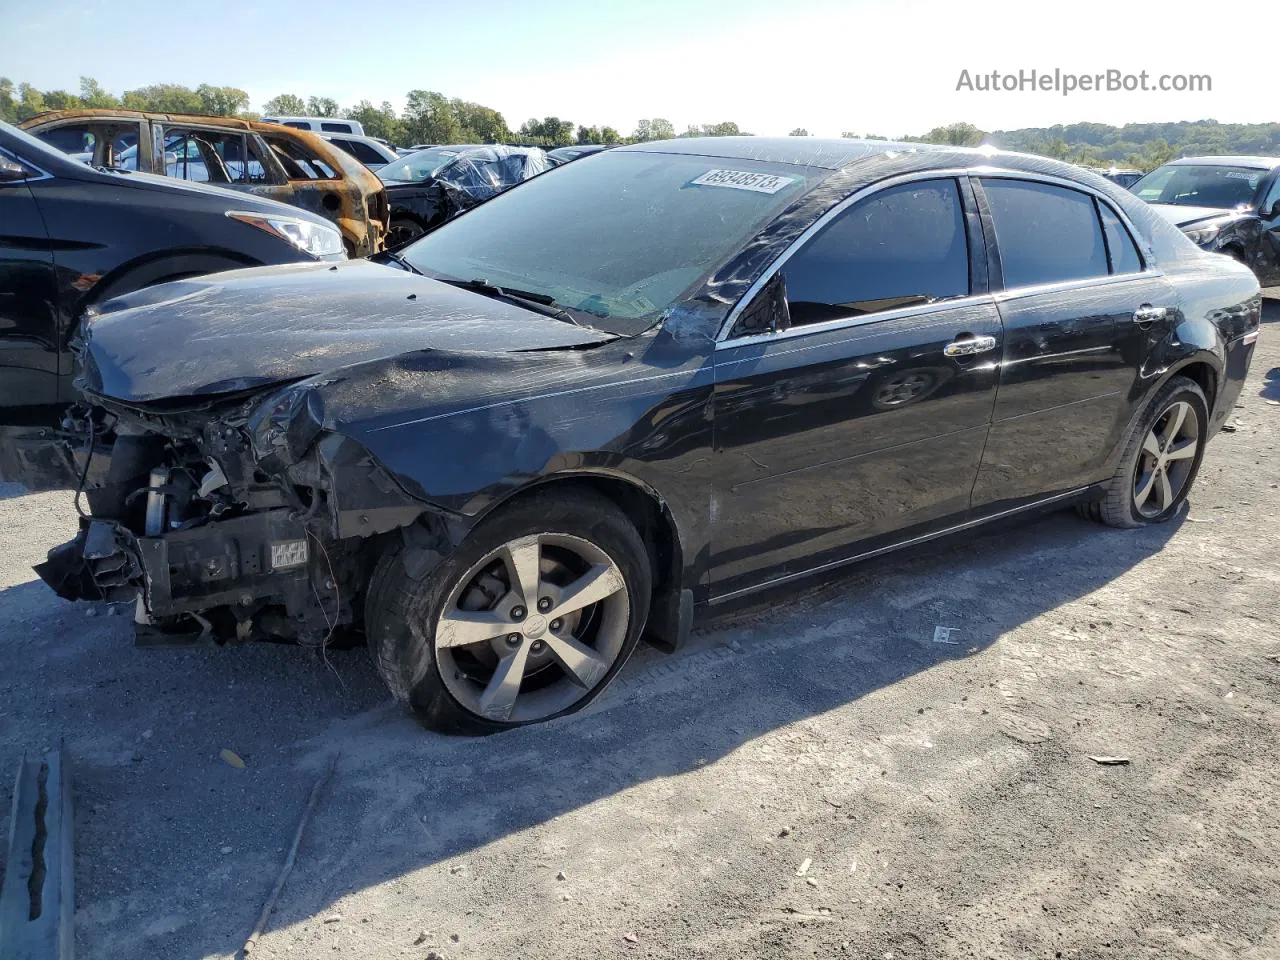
(1079, 375), (1210, 528)
(367, 489), (651, 734)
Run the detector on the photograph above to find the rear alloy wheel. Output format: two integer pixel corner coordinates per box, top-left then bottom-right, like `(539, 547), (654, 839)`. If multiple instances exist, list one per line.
(367, 490), (651, 734)
(1078, 375), (1209, 528)
(1132, 400), (1199, 519)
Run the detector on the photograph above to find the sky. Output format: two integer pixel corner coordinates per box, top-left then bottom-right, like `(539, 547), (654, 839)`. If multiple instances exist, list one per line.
(4, 0), (1271, 137)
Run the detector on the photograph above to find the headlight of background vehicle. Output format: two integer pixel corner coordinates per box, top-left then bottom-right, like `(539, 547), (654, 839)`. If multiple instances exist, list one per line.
(1183, 221), (1224, 246)
(226, 211), (346, 259)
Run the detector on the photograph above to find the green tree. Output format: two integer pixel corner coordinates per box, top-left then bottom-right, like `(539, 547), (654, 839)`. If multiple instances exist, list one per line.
(518, 117), (574, 147)
(345, 100), (407, 144)
(0, 78), (15, 123)
(15, 83), (46, 120)
(911, 122), (984, 146)
(197, 84), (249, 116)
(121, 84), (203, 114)
(306, 96), (340, 118)
(453, 100), (509, 142)
(403, 90), (462, 145)
(262, 93), (307, 116)
(78, 77), (119, 109)
(788, 128), (809, 136)
(599, 126), (621, 145)
(576, 124), (602, 144)
(632, 118), (675, 142)
(702, 121), (742, 137)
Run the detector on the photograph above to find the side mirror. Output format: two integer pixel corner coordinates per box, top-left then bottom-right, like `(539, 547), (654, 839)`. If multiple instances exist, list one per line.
(1266, 199), (1280, 219)
(0, 155), (31, 183)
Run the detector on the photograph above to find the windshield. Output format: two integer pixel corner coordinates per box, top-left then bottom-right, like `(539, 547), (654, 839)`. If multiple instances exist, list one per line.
(399, 150), (824, 336)
(1132, 163), (1268, 209)
(378, 146), (476, 183)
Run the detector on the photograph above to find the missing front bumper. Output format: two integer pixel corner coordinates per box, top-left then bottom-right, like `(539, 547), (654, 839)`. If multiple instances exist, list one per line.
(35, 511), (316, 620)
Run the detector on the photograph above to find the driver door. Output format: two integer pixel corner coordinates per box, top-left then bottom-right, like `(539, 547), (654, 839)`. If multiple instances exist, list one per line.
(710, 177), (1002, 599)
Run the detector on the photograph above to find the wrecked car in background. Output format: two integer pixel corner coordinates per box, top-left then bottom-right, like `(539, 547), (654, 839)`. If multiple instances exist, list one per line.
(21, 110), (388, 256)
(1131, 155), (1280, 284)
(0, 119), (343, 435)
(7, 139), (1260, 737)
(378, 145), (548, 247)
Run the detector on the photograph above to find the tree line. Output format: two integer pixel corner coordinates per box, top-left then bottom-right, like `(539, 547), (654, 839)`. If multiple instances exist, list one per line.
(3, 78), (1277, 167)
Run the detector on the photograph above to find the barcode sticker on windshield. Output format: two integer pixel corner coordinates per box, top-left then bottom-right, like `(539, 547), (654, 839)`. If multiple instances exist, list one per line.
(690, 169), (797, 194)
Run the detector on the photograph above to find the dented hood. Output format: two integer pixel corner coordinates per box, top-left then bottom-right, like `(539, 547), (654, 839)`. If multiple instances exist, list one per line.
(80, 259), (615, 403)
(1147, 203), (1245, 229)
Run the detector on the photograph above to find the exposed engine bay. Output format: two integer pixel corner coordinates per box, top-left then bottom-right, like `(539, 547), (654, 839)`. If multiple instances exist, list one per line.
(36, 388), (439, 645)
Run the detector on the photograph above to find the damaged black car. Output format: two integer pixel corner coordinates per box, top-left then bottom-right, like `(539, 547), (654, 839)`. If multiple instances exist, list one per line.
(378, 145), (549, 247)
(13, 138), (1261, 735)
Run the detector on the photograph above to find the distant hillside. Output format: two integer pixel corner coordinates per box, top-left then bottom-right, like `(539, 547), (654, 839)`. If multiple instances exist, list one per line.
(987, 121), (1280, 170)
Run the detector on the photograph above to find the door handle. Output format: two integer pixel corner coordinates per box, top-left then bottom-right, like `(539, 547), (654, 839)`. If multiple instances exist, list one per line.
(943, 334), (998, 357)
(1133, 304), (1168, 325)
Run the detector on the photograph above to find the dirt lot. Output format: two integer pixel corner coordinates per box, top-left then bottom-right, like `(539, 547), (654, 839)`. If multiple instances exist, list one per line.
(1, 299), (1278, 960)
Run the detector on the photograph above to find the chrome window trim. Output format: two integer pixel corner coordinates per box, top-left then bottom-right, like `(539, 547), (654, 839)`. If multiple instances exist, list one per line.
(0, 147), (53, 185)
(714, 165), (1160, 346)
(992, 269), (1165, 305)
(714, 167), (979, 343)
(716, 292), (996, 351)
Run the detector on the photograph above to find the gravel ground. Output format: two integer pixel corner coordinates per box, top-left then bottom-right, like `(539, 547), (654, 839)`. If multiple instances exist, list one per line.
(1, 299), (1277, 960)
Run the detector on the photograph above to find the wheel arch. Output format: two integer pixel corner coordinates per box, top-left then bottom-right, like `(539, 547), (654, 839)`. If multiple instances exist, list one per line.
(467, 469), (691, 651)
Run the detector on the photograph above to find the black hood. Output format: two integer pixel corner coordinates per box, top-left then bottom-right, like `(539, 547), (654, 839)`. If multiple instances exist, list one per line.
(80, 259), (615, 403)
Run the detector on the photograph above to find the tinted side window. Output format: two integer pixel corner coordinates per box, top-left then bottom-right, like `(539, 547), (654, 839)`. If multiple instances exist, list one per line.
(982, 179), (1108, 288)
(1098, 202), (1143, 275)
(321, 122), (351, 133)
(39, 125), (96, 160)
(781, 179), (970, 326)
(334, 139), (384, 164)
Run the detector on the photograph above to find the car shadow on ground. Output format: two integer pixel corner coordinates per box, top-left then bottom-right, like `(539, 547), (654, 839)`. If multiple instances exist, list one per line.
(238, 505), (1184, 953)
(0, 487), (1186, 958)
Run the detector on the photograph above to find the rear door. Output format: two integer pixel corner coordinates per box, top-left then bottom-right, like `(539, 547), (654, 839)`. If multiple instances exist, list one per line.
(711, 176), (1002, 598)
(970, 176), (1179, 508)
(0, 146), (60, 422)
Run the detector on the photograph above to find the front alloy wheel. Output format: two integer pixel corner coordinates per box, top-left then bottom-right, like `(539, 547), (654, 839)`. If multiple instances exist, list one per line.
(436, 534), (630, 723)
(367, 489), (651, 734)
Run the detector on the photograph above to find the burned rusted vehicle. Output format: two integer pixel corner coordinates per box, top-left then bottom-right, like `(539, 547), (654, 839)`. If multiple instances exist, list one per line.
(378, 145), (548, 247)
(11, 139), (1261, 737)
(21, 110), (388, 256)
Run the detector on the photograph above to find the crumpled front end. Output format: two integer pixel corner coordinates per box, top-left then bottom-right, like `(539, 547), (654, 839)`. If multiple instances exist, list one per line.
(34, 382), (442, 643)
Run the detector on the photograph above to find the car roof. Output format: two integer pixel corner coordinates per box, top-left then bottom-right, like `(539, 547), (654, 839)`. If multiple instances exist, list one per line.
(618, 136), (954, 170)
(1167, 155), (1280, 170)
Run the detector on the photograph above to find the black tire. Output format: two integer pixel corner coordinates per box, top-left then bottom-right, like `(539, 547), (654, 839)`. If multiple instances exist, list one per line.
(367, 488), (652, 735)
(387, 216), (425, 249)
(1078, 375), (1209, 528)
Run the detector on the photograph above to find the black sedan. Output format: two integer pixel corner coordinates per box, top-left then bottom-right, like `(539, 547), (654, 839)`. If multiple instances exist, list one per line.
(546, 144), (610, 166)
(15, 138), (1261, 735)
(378, 145), (549, 247)
(0, 120), (344, 431)
(1132, 156), (1280, 284)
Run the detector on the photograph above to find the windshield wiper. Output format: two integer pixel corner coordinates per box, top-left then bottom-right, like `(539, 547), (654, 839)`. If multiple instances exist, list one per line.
(378, 250), (423, 275)
(439, 277), (584, 327)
